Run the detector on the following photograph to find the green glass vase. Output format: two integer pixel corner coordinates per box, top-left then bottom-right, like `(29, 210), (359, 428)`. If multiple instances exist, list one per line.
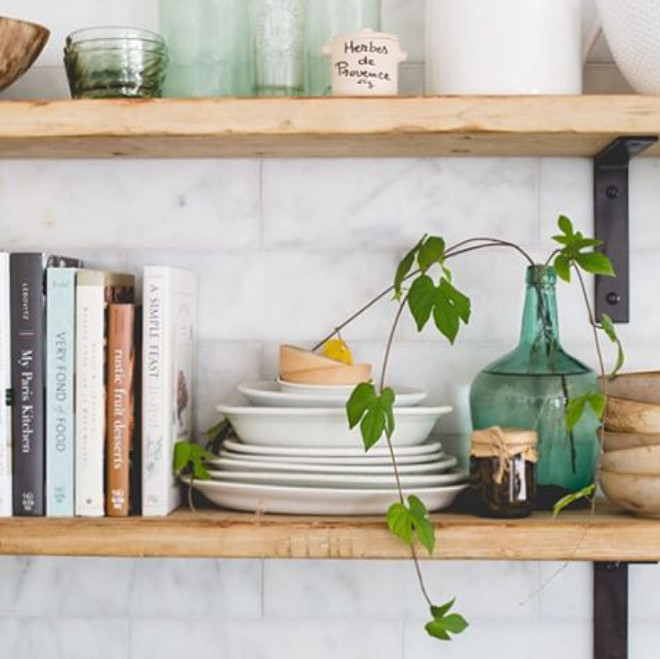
(469, 265), (599, 509)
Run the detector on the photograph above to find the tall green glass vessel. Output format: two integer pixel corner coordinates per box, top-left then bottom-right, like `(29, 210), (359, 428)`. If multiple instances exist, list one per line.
(470, 265), (599, 509)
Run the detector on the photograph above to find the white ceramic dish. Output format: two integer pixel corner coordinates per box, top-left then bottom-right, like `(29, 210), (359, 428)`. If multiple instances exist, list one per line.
(238, 380), (427, 408)
(221, 438), (443, 458)
(182, 476), (468, 515)
(216, 405), (452, 448)
(204, 468), (467, 489)
(207, 455), (458, 476)
(217, 448), (446, 466)
(277, 378), (354, 395)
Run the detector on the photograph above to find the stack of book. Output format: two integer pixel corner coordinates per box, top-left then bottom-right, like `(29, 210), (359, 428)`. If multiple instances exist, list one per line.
(0, 253), (197, 518)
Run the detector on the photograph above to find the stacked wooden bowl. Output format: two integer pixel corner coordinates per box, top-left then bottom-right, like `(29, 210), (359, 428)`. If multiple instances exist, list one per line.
(600, 372), (660, 517)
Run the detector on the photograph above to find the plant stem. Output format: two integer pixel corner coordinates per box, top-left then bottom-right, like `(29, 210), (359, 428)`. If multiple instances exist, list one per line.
(445, 238), (536, 266)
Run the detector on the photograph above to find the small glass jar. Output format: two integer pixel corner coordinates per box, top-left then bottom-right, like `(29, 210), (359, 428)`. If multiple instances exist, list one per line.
(469, 427), (538, 518)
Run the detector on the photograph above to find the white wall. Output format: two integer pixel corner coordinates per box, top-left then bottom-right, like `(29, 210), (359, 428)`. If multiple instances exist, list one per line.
(1, 1), (660, 657)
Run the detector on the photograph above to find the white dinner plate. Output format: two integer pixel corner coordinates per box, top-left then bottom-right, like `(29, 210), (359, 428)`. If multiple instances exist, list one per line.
(217, 448), (446, 466)
(182, 476), (468, 515)
(221, 438), (443, 458)
(238, 380), (427, 408)
(216, 405), (452, 448)
(206, 455), (458, 475)
(204, 468), (467, 489)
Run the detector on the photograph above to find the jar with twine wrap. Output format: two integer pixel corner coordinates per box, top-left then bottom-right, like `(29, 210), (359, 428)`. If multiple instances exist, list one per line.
(470, 426), (538, 518)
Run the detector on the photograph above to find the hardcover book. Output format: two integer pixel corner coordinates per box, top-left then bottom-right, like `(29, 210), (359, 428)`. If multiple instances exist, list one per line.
(142, 267), (197, 517)
(75, 270), (135, 517)
(106, 304), (136, 517)
(0, 253), (11, 517)
(10, 253), (82, 517)
(46, 267), (78, 517)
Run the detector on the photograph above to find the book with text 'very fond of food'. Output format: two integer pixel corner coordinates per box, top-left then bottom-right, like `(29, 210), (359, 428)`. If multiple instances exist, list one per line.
(10, 253), (82, 517)
(75, 270), (135, 517)
(46, 267), (79, 517)
(142, 267), (197, 517)
(0, 253), (11, 517)
(106, 303), (136, 517)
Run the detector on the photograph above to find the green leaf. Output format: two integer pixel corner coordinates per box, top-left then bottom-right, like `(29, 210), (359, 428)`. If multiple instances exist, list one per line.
(346, 382), (377, 429)
(426, 600), (469, 642)
(558, 215), (573, 236)
(407, 275), (436, 331)
(361, 406), (386, 450)
(381, 387), (396, 439)
(552, 484), (596, 518)
(430, 599), (455, 619)
(386, 495), (436, 554)
(587, 391), (606, 419)
(600, 314), (626, 379)
(191, 459), (211, 481)
(387, 502), (414, 546)
(418, 236), (446, 272)
(553, 254), (571, 282)
(441, 614), (470, 634)
(565, 396), (587, 432)
(440, 278), (471, 323)
(425, 621), (451, 641)
(394, 238), (422, 299)
(174, 441), (192, 475)
(433, 292), (460, 344)
(575, 252), (615, 277)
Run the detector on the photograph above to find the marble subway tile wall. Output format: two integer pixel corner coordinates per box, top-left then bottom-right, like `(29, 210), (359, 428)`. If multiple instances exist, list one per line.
(2, 0), (660, 657)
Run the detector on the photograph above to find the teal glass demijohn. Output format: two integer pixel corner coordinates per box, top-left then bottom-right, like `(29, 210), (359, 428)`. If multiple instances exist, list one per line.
(469, 265), (599, 509)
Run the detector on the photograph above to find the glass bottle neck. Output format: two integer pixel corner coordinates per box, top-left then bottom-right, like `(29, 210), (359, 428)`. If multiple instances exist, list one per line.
(519, 265), (561, 352)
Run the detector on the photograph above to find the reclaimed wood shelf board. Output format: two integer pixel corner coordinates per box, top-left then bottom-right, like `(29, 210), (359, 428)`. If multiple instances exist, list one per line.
(0, 505), (658, 560)
(1, 96), (660, 159)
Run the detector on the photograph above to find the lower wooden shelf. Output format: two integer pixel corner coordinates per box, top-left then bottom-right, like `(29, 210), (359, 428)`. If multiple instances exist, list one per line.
(0, 504), (657, 561)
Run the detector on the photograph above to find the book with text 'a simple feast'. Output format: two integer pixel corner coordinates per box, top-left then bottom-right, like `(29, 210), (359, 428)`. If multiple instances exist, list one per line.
(75, 270), (135, 517)
(46, 267), (79, 517)
(0, 254), (11, 517)
(10, 253), (83, 516)
(142, 267), (197, 517)
(106, 304), (136, 517)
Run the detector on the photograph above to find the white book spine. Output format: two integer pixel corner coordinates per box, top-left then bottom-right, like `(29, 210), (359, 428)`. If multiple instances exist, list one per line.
(75, 279), (105, 517)
(142, 269), (172, 516)
(0, 254), (11, 516)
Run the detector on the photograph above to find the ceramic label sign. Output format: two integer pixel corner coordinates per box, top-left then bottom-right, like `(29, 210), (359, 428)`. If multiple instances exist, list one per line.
(324, 29), (406, 96)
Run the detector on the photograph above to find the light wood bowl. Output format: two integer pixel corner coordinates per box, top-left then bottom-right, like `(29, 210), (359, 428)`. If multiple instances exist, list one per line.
(604, 396), (660, 434)
(0, 16), (50, 92)
(603, 431), (660, 453)
(601, 444), (660, 474)
(599, 469), (660, 518)
(599, 371), (660, 405)
(279, 344), (372, 386)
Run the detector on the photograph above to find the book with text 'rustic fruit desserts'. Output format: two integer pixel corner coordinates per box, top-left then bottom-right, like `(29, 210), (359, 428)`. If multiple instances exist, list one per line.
(10, 253), (82, 517)
(142, 266), (197, 517)
(75, 270), (135, 517)
(46, 267), (79, 517)
(106, 304), (136, 517)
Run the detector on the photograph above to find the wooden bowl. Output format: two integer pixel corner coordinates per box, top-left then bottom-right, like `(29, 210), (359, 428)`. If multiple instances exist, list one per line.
(601, 444), (660, 474)
(598, 469), (660, 518)
(279, 344), (372, 386)
(603, 431), (660, 453)
(599, 371), (660, 405)
(604, 396), (660, 434)
(0, 16), (50, 92)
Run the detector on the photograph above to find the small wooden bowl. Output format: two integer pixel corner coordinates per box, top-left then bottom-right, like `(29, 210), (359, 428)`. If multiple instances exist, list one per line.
(0, 16), (50, 92)
(279, 344), (372, 386)
(599, 469), (660, 518)
(604, 396), (660, 434)
(601, 444), (660, 474)
(599, 371), (660, 405)
(603, 431), (660, 453)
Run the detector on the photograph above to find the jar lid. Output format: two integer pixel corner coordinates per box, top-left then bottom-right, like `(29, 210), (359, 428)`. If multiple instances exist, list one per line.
(471, 426), (538, 463)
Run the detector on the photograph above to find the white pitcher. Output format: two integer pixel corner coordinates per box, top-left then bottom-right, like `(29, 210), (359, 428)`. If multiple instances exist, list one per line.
(425, 0), (583, 94)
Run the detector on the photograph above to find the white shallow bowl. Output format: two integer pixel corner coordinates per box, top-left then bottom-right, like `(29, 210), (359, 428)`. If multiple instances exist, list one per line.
(206, 455), (458, 476)
(217, 448), (446, 466)
(182, 476), (468, 515)
(217, 405), (451, 448)
(205, 468), (466, 489)
(221, 438), (443, 458)
(239, 380), (427, 408)
(277, 378), (355, 395)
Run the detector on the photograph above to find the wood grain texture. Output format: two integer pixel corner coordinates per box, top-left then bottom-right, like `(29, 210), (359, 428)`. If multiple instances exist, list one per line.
(1, 96), (660, 159)
(0, 505), (659, 560)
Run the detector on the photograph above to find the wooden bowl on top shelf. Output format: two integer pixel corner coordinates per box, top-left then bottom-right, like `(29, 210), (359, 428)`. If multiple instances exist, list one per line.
(604, 396), (660, 434)
(599, 371), (660, 405)
(279, 344), (372, 386)
(0, 16), (50, 92)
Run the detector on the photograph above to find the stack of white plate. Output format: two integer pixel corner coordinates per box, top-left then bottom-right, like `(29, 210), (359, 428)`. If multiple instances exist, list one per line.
(187, 380), (468, 515)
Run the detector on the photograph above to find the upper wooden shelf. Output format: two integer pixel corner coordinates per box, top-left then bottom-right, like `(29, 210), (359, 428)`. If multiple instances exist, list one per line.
(0, 505), (658, 561)
(1, 96), (660, 159)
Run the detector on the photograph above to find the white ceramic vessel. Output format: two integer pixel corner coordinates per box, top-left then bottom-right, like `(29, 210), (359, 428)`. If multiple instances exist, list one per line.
(425, 0), (583, 94)
(216, 404), (452, 447)
(217, 448), (446, 465)
(597, 0), (660, 93)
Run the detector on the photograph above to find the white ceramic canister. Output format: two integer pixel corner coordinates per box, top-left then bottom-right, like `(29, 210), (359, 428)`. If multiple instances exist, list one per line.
(323, 29), (407, 96)
(425, 0), (583, 95)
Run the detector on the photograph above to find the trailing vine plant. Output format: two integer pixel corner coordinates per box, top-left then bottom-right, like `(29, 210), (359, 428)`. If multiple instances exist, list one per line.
(175, 216), (624, 644)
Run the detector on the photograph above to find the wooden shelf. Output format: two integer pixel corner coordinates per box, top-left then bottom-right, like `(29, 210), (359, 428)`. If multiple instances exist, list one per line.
(1, 96), (660, 159)
(0, 505), (658, 561)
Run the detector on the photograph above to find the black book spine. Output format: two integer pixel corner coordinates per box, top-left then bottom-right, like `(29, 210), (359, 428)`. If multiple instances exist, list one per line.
(10, 253), (46, 516)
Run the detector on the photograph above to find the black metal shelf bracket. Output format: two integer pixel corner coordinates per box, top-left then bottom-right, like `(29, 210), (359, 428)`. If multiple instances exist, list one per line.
(594, 136), (658, 323)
